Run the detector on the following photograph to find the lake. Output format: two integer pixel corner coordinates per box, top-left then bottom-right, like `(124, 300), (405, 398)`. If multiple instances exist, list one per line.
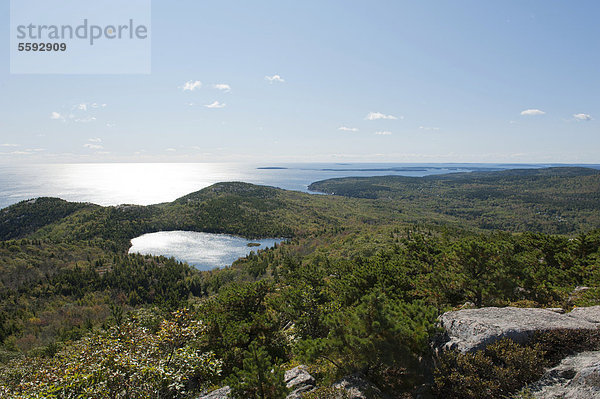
(1, 162), (592, 209)
(129, 231), (285, 270)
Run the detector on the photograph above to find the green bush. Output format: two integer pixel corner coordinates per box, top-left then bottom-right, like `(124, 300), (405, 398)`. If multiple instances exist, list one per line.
(433, 339), (546, 399)
(530, 328), (600, 365)
(302, 386), (351, 399)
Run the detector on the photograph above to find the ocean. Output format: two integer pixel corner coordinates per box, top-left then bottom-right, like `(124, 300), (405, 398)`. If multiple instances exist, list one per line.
(1, 162), (598, 209)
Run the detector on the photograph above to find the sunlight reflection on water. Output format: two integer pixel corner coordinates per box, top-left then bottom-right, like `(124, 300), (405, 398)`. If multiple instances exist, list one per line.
(129, 231), (285, 270)
(0, 162), (570, 209)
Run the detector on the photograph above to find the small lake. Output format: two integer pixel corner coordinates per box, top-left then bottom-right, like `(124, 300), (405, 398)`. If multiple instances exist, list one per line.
(129, 231), (285, 271)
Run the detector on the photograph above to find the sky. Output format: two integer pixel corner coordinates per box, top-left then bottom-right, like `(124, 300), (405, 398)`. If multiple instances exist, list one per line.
(0, 0), (598, 164)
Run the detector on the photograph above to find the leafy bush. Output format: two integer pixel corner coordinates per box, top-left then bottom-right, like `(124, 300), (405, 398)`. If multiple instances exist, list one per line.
(0, 308), (222, 398)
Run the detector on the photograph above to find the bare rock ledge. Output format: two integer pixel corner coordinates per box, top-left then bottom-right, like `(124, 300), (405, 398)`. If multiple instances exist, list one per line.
(439, 306), (600, 353)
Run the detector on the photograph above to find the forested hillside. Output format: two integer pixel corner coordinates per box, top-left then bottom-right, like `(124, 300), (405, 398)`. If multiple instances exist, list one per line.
(309, 167), (600, 234)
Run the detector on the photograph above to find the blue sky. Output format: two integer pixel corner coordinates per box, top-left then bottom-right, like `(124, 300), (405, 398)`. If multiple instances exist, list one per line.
(0, 0), (598, 163)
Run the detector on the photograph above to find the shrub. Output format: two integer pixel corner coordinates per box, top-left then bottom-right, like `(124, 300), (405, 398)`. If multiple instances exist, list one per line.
(0, 308), (222, 398)
(303, 386), (351, 399)
(433, 339), (546, 399)
(529, 328), (600, 365)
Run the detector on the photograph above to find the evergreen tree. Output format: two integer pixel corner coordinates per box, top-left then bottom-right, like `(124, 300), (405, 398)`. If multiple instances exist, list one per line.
(228, 341), (288, 399)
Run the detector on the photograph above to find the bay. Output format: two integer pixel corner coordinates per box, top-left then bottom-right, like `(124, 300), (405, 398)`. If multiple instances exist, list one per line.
(1, 162), (598, 209)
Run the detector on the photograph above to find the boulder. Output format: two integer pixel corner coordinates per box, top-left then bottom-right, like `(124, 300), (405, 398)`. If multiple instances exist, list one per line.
(199, 365), (316, 399)
(568, 306), (600, 324)
(199, 386), (231, 399)
(528, 351), (600, 398)
(439, 306), (600, 353)
(285, 365), (316, 398)
(332, 374), (384, 399)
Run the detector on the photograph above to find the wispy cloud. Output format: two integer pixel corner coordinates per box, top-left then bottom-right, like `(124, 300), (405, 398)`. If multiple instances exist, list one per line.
(366, 112), (400, 121)
(166, 148), (177, 152)
(419, 126), (440, 131)
(338, 126), (359, 132)
(573, 113), (593, 121)
(52, 103), (106, 123)
(76, 103), (106, 111)
(74, 116), (97, 123)
(0, 143), (19, 147)
(520, 109), (546, 116)
(83, 138), (103, 150)
(375, 131), (392, 135)
(265, 74), (285, 83)
(205, 101), (226, 109)
(213, 84), (231, 92)
(181, 80), (202, 91)
(83, 143), (103, 150)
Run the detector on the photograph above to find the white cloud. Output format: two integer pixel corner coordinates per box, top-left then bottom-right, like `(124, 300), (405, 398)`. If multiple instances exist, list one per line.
(375, 131), (392, 135)
(181, 80), (202, 91)
(50, 112), (63, 120)
(365, 112), (400, 120)
(74, 116), (97, 123)
(83, 143), (103, 150)
(419, 126), (440, 131)
(166, 148), (177, 152)
(338, 126), (359, 132)
(88, 138), (102, 143)
(0, 144), (19, 147)
(204, 101), (226, 109)
(573, 113), (593, 121)
(265, 74), (285, 83)
(78, 104), (87, 111)
(520, 109), (546, 116)
(213, 84), (231, 92)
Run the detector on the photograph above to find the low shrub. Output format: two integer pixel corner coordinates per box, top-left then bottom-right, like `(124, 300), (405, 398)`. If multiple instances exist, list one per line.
(433, 339), (546, 399)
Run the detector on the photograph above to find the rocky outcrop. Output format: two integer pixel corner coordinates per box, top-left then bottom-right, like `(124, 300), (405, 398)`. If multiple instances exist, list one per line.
(198, 365), (316, 399)
(528, 351), (600, 398)
(285, 365), (316, 398)
(569, 306), (600, 324)
(199, 386), (231, 399)
(332, 374), (385, 399)
(439, 306), (600, 352)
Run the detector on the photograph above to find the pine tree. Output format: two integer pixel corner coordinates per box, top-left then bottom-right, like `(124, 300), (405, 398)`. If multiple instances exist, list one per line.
(228, 341), (288, 399)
